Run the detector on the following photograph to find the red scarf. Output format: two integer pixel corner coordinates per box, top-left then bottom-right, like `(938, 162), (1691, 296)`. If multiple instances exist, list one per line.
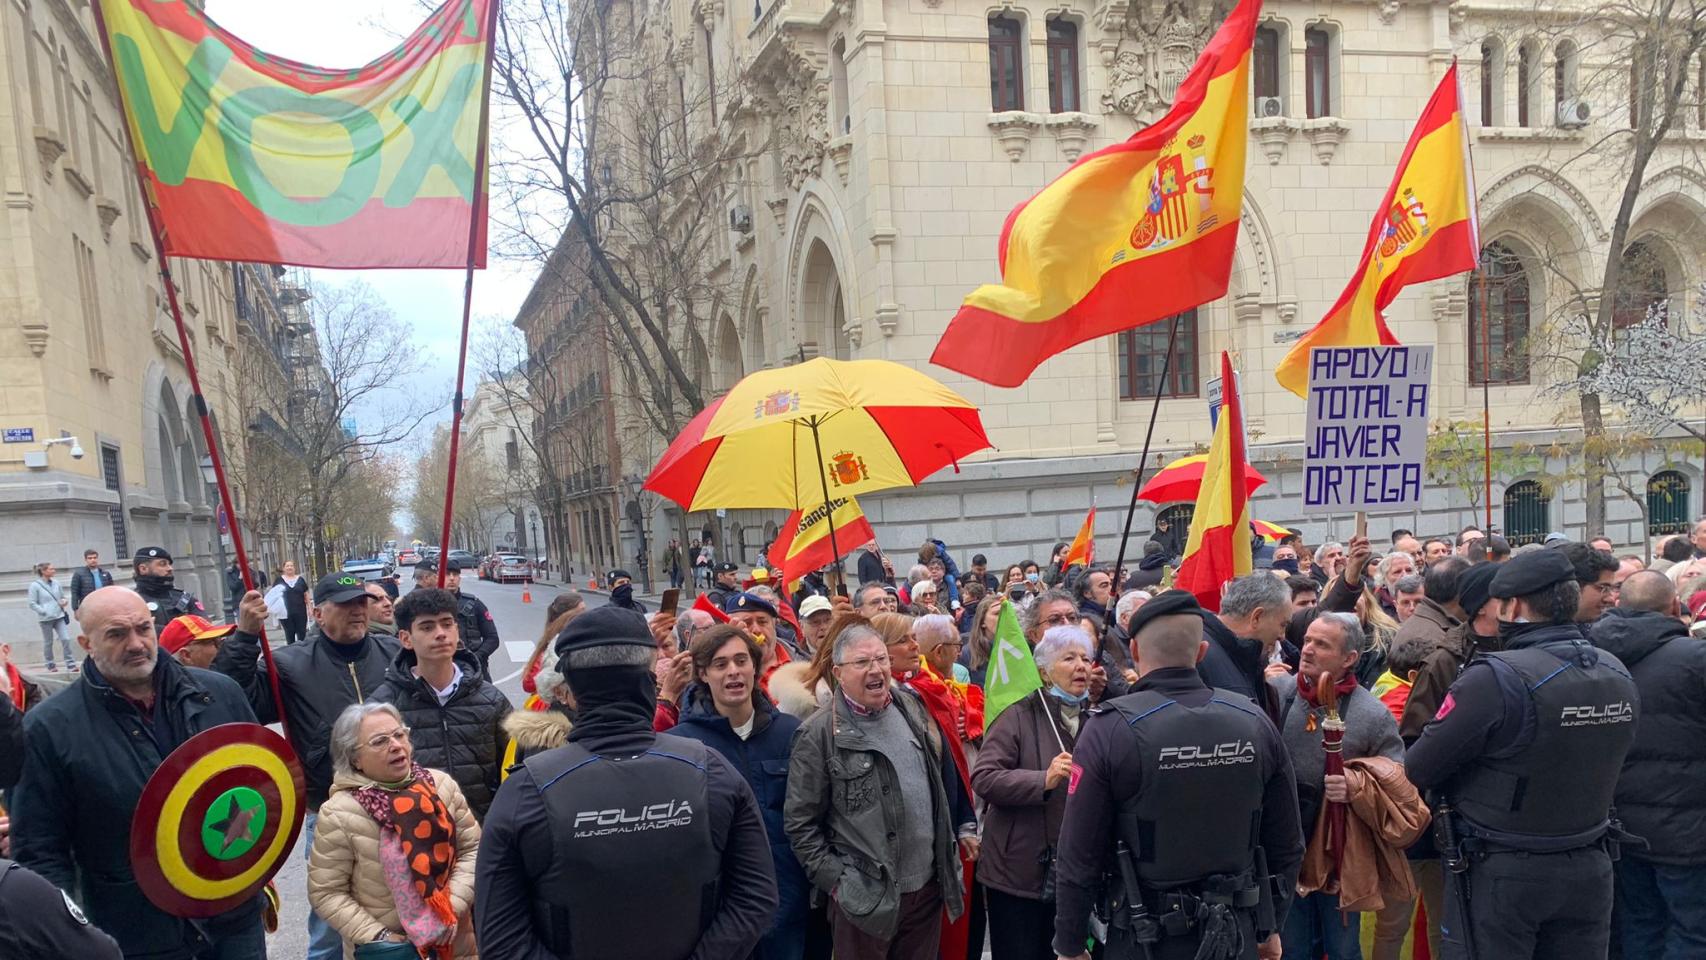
(1297, 669), (1359, 709)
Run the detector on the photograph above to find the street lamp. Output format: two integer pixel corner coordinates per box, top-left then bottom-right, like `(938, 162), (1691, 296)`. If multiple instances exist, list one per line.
(529, 511), (542, 575)
(198, 455), (218, 486)
(197, 456), (232, 617)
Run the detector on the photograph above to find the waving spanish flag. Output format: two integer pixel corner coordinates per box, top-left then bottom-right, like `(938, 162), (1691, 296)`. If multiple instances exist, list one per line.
(768, 496), (875, 592)
(930, 0), (1258, 387)
(1275, 63), (1479, 395)
(94, 0), (495, 268)
(1174, 352), (1252, 612)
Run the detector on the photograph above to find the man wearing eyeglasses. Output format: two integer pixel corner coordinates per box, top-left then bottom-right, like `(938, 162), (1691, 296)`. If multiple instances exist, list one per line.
(785, 620), (978, 959)
(219, 571), (399, 960)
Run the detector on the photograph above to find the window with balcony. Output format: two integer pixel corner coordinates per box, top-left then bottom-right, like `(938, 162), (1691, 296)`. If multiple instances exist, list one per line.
(988, 15), (1025, 112)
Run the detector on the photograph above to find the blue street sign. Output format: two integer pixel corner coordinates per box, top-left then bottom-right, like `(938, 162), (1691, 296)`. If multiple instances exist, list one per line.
(2, 428), (34, 443)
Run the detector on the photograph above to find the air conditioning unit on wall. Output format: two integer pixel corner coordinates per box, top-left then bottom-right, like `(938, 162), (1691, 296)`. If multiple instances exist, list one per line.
(730, 205), (753, 234)
(1558, 98), (1591, 128)
(1255, 96), (1285, 118)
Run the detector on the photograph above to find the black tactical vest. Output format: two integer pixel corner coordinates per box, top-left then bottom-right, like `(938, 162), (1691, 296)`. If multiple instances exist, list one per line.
(523, 734), (720, 959)
(1453, 642), (1637, 842)
(1111, 690), (1269, 888)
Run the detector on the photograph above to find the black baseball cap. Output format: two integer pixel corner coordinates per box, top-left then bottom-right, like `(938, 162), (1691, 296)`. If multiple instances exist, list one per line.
(314, 572), (370, 604)
(134, 546), (172, 564)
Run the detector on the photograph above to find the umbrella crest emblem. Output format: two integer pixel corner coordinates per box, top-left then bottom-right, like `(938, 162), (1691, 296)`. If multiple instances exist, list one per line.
(828, 451), (869, 487)
(754, 390), (801, 419)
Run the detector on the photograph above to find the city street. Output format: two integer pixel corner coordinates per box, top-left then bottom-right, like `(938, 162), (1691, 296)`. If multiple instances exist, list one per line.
(236, 573), (604, 958)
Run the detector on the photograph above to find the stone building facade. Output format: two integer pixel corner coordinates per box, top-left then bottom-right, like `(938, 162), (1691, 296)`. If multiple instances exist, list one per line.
(461, 377), (543, 556)
(525, 0), (1706, 575)
(0, 0), (278, 647)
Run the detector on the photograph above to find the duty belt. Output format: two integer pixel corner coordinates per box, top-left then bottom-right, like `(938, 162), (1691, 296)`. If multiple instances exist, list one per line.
(1460, 814), (1646, 861)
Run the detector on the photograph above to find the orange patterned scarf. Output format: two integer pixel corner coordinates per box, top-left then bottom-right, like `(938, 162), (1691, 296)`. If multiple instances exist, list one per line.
(353, 764), (458, 953)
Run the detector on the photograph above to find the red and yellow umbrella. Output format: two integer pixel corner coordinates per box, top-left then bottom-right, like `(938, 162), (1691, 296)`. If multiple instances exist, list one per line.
(645, 358), (992, 511)
(1137, 453), (1267, 504)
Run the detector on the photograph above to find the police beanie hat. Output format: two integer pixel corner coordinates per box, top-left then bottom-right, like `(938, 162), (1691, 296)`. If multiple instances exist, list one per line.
(1125, 589), (1204, 638)
(554, 604), (654, 657)
(1455, 562), (1500, 619)
(1490, 549), (1576, 599)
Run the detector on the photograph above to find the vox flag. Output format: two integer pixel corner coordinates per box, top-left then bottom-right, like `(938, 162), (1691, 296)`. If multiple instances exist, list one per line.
(1174, 352), (1253, 611)
(95, 0), (495, 268)
(1275, 62), (1479, 395)
(984, 599), (1043, 728)
(768, 496), (875, 591)
(930, 0), (1258, 387)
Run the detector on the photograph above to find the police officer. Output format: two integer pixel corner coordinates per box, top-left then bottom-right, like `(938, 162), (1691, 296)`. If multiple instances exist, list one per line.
(1406, 549), (1640, 959)
(705, 562), (742, 609)
(417, 556), (500, 674)
(474, 605), (778, 958)
(129, 546), (204, 631)
(1054, 591), (1303, 960)
(0, 858), (122, 958)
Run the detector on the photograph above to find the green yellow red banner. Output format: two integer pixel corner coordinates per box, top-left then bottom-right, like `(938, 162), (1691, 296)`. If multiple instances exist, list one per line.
(96, 0), (494, 269)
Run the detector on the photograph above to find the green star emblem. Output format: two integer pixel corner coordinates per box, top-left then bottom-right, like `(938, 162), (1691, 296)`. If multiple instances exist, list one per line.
(200, 787), (267, 861)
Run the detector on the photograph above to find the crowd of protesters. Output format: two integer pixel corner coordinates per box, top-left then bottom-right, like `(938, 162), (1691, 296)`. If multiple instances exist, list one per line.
(3, 518), (1706, 959)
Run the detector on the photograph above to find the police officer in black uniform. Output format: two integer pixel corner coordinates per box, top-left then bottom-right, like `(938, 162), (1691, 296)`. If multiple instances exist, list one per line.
(129, 546), (205, 631)
(1054, 591), (1303, 960)
(1406, 549), (1640, 959)
(0, 858), (123, 958)
(417, 556), (500, 674)
(474, 605), (778, 959)
(705, 562), (742, 610)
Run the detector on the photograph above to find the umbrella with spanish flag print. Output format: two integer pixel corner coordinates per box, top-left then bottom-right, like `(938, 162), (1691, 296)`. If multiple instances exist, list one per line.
(1136, 452), (1268, 505)
(645, 357), (993, 579)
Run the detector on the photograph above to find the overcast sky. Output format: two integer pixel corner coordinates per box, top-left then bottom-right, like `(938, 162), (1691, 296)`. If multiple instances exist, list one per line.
(204, 0), (538, 443)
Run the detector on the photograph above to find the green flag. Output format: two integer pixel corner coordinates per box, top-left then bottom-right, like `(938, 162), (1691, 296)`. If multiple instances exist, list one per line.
(984, 598), (1043, 728)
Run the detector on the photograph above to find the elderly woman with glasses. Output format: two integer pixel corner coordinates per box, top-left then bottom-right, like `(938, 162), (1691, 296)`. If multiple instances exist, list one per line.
(972, 625), (1095, 959)
(307, 701), (481, 959)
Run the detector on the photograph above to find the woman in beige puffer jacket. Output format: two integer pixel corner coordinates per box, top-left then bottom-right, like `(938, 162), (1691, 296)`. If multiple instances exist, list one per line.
(307, 709), (482, 959)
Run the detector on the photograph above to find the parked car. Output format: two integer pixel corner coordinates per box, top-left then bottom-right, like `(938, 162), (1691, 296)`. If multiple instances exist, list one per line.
(493, 554), (533, 584)
(398, 548), (420, 565)
(446, 549), (480, 571)
(341, 557), (390, 582)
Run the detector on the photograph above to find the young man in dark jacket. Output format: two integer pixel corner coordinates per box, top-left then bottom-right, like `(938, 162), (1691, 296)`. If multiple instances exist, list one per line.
(68, 548), (113, 612)
(217, 572), (398, 960)
(10, 587), (265, 959)
(371, 588), (512, 821)
(1592, 570), (1706, 956)
(673, 623), (808, 960)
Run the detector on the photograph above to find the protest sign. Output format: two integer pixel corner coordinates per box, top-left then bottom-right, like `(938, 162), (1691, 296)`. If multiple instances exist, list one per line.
(1302, 345), (1433, 514)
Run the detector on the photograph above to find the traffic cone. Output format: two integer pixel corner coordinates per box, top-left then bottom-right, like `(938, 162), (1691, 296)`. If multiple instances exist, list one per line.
(521, 587), (532, 604)
(588, 578), (598, 590)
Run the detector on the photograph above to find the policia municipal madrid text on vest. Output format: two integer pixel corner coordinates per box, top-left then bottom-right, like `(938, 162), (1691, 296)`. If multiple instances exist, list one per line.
(1052, 590), (1304, 960)
(1406, 549), (1641, 960)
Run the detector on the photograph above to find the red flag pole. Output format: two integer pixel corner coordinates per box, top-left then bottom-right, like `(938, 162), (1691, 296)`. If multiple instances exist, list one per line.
(435, 0), (503, 588)
(86, 0), (288, 734)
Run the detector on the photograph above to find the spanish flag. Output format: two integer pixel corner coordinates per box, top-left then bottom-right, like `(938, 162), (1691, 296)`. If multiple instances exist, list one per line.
(768, 496), (875, 592)
(1274, 63), (1479, 396)
(1061, 505), (1096, 569)
(94, 0), (494, 268)
(1174, 352), (1252, 612)
(929, 0), (1258, 387)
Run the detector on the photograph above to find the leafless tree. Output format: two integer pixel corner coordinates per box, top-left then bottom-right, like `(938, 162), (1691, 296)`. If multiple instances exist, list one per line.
(491, 0), (760, 440)
(280, 279), (437, 573)
(1511, 0), (1706, 532)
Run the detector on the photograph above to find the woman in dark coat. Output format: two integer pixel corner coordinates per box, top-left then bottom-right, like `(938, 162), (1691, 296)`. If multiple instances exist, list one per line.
(673, 623), (810, 960)
(970, 624), (1096, 960)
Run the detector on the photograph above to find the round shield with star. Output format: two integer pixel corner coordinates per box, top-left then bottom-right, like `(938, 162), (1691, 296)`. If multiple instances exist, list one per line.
(130, 722), (306, 918)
